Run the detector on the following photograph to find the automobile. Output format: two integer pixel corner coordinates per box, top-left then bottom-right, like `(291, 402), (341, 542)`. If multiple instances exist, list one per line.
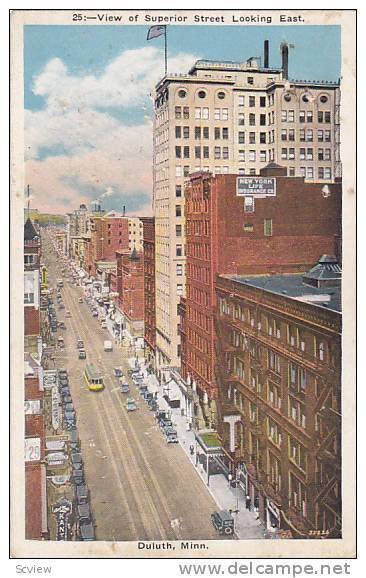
(76, 484), (89, 505)
(126, 398), (137, 412)
(78, 521), (95, 541)
(211, 510), (235, 536)
(120, 383), (130, 394)
(78, 349), (86, 360)
(101, 321), (107, 329)
(58, 369), (68, 379)
(155, 410), (168, 423)
(92, 310), (98, 317)
(60, 386), (70, 397)
(65, 421), (77, 431)
(145, 392), (154, 404)
(77, 339), (84, 349)
(148, 400), (158, 412)
(58, 321), (66, 329)
(78, 297), (83, 303)
(77, 502), (92, 524)
(138, 385), (148, 397)
(113, 367), (124, 378)
(64, 410), (76, 425)
(72, 469), (85, 485)
(65, 311), (72, 318)
(59, 375), (69, 385)
(160, 419), (173, 431)
(62, 395), (72, 405)
(64, 402), (74, 413)
(164, 427), (179, 444)
(71, 453), (83, 470)
(57, 336), (65, 348)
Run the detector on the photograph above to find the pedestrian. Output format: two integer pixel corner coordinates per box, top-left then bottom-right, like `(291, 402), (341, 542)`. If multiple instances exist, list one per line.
(254, 496), (259, 512)
(189, 444), (194, 456)
(245, 495), (251, 510)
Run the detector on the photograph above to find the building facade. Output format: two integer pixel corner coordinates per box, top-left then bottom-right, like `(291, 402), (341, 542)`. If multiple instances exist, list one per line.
(116, 248), (144, 338)
(141, 217), (156, 368)
(153, 43), (341, 375)
(24, 218), (42, 345)
(180, 167), (341, 427)
(214, 257), (341, 538)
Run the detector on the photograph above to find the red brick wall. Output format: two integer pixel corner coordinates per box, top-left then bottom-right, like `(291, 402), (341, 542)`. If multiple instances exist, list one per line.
(24, 307), (40, 336)
(25, 464), (43, 539)
(117, 252), (144, 322)
(142, 218), (156, 351)
(25, 376), (42, 400)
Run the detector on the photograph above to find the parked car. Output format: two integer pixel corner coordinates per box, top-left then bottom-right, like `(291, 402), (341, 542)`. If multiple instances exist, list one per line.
(72, 469), (85, 485)
(64, 410), (76, 425)
(77, 502), (92, 525)
(71, 453), (83, 470)
(59, 375), (69, 385)
(160, 419), (173, 431)
(211, 510), (234, 536)
(164, 427), (179, 444)
(78, 349), (86, 360)
(64, 402), (74, 414)
(120, 383), (130, 394)
(148, 400), (158, 412)
(62, 395), (72, 405)
(77, 339), (84, 349)
(78, 297), (83, 303)
(101, 321), (107, 329)
(78, 521), (95, 541)
(76, 484), (89, 505)
(126, 398), (137, 411)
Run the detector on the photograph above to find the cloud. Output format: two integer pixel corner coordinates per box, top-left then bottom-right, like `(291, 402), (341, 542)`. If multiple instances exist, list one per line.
(25, 46), (199, 213)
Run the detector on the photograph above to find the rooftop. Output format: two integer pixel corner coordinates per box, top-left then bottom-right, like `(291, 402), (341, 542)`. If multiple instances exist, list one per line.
(226, 256), (342, 313)
(24, 218), (39, 242)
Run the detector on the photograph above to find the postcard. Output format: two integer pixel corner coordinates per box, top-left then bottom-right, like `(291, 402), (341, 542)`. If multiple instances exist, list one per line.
(10, 8), (356, 560)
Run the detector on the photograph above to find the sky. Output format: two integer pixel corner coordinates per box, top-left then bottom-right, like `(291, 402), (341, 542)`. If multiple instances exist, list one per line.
(24, 24), (341, 215)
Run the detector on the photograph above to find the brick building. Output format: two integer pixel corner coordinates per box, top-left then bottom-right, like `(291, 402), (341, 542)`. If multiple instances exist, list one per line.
(116, 248), (144, 338)
(141, 217), (156, 368)
(87, 213), (129, 276)
(214, 256), (341, 538)
(180, 166), (341, 428)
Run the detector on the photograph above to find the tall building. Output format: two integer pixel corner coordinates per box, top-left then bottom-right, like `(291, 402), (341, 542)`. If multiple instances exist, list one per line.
(180, 167), (341, 427)
(153, 41), (341, 375)
(214, 256), (341, 538)
(24, 218), (42, 348)
(116, 248), (144, 338)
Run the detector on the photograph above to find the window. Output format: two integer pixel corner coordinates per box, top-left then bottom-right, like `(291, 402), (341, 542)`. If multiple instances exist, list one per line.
(217, 91), (226, 100)
(325, 130), (331, 142)
(306, 129), (313, 142)
(176, 263), (183, 276)
(176, 244), (182, 257)
(214, 147), (221, 159)
(289, 437), (307, 471)
(238, 113), (245, 126)
(24, 292), (34, 304)
(318, 129), (324, 142)
(260, 150), (266, 162)
(306, 148), (313, 160)
(281, 129), (287, 141)
(238, 95), (245, 106)
(260, 132), (266, 144)
(320, 95), (328, 103)
(214, 108), (220, 120)
(249, 150), (256, 162)
(268, 350), (281, 373)
(248, 76), (254, 85)
(306, 111), (313, 122)
(222, 127), (229, 140)
(183, 126), (189, 139)
(299, 110), (305, 123)
(318, 148), (324, 161)
(198, 90), (206, 99)
(222, 147), (229, 160)
(249, 113), (256, 126)
(288, 129), (295, 141)
(203, 146), (209, 159)
(299, 148), (306, 160)
(264, 218), (273, 236)
(324, 148), (331, 161)
(300, 129), (305, 141)
(268, 418), (282, 447)
(175, 146), (181, 158)
(183, 166), (190, 177)
(243, 223), (254, 232)
(24, 255), (35, 265)
(288, 148), (295, 160)
(289, 167), (295, 176)
(176, 166), (182, 177)
(238, 150), (245, 162)
(318, 111), (324, 123)
(176, 224), (182, 237)
(281, 110), (287, 122)
(175, 106), (182, 119)
(175, 126), (181, 138)
(195, 107), (201, 119)
(178, 89), (187, 98)
(300, 167), (306, 178)
(281, 148), (287, 160)
(195, 146), (201, 159)
(183, 107), (189, 119)
(249, 96), (255, 107)
(249, 132), (256, 144)
(306, 167), (314, 179)
(202, 107), (209, 120)
(244, 196), (254, 212)
(176, 205), (182, 217)
(260, 114), (266, 126)
(238, 131), (245, 144)
(214, 127), (220, 140)
(176, 185), (182, 197)
(324, 111), (331, 123)
(260, 96), (266, 107)
(324, 167), (332, 179)
(195, 126), (201, 140)
(203, 127), (209, 139)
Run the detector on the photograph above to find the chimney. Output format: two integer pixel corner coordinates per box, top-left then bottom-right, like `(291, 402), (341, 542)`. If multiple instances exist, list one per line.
(281, 43), (289, 79)
(264, 40), (269, 68)
(122, 205), (126, 217)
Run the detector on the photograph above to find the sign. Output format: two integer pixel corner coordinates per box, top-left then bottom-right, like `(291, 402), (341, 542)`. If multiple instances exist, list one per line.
(43, 369), (57, 389)
(52, 498), (73, 541)
(25, 437), (41, 462)
(237, 177), (276, 197)
(24, 400), (41, 415)
(51, 384), (61, 431)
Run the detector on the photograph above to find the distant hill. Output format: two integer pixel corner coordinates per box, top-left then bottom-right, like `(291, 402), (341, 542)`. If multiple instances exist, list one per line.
(26, 211), (66, 226)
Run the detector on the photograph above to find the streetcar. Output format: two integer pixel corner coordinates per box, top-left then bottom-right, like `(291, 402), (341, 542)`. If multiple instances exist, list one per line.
(84, 364), (104, 392)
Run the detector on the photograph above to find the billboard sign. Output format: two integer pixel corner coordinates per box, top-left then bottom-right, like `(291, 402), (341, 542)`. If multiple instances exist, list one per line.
(237, 177), (276, 197)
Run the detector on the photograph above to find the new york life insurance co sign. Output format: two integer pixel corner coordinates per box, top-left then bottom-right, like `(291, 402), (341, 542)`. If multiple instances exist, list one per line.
(236, 177), (276, 197)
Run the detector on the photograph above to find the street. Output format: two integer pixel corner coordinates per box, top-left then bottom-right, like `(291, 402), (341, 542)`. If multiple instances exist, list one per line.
(43, 232), (224, 542)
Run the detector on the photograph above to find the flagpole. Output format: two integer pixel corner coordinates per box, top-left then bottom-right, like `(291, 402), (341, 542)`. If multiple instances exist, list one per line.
(164, 26), (167, 75)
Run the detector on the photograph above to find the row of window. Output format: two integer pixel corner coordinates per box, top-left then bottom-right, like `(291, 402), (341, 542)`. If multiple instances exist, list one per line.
(282, 110), (332, 123)
(281, 147), (332, 161)
(282, 128), (332, 142)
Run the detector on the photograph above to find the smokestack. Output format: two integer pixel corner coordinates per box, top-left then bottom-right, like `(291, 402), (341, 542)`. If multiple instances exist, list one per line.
(122, 205), (126, 217)
(281, 43), (289, 79)
(264, 40), (269, 68)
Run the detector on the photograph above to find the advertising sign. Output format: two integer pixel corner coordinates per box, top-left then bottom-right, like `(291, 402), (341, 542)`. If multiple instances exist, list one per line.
(237, 177), (276, 197)
(52, 498), (73, 540)
(24, 437), (41, 462)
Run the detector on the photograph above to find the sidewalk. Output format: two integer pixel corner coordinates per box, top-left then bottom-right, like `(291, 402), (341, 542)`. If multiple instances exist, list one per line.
(131, 357), (267, 540)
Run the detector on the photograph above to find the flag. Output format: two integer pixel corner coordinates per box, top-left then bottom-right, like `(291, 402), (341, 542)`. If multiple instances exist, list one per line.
(147, 25), (166, 41)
